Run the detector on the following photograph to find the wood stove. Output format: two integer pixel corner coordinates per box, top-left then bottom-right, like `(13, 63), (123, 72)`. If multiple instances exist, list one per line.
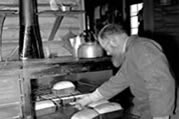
(21, 56), (114, 119)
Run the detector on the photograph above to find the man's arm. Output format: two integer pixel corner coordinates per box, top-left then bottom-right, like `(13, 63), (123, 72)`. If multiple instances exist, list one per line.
(73, 67), (129, 109)
(97, 66), (129, 100)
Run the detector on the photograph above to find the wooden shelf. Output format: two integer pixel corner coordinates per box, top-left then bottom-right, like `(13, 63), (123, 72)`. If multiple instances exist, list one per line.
(0, 4), (18, 7)
(0, 10), (18, 16)
(37, 10), (85, 17)
(0, 3), (76, 8)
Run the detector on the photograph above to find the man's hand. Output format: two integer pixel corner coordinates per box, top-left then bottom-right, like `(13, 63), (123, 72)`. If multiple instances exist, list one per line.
(70, 89), (104, 110)
(70, 94), (93, 110)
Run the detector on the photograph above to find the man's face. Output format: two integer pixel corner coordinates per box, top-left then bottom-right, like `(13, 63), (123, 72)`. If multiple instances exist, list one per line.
(99, 37), (125, 67)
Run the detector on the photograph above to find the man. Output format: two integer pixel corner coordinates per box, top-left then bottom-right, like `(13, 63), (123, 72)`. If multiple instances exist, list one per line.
(73, 24), (176, 119)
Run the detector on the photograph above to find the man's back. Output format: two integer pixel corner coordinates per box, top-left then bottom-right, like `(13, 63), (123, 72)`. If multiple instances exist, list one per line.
(123, 36), (175, 119)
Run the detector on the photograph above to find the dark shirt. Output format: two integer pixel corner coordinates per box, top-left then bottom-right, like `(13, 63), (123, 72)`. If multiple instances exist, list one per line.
(97, 36), (175, 119)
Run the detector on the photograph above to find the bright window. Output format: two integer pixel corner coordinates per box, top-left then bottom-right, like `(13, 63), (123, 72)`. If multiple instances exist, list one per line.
(130, 3), (143, 35)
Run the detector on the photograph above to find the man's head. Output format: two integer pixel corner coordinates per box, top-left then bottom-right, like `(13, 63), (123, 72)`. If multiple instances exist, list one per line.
(98, 24), (129, 67)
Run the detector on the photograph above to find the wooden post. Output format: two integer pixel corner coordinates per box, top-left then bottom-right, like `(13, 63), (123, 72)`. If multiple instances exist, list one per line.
(21, 62), (35, 119)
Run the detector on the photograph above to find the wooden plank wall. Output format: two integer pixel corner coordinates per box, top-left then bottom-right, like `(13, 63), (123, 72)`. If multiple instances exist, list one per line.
(153, 0), (179, 38)
(152, 0), (179, 81)
(0, 63), (22, 119)
(0, 0), (85, 61)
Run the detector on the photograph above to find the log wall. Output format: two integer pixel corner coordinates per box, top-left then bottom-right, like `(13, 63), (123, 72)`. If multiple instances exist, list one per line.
(152, 0), (179, 81)
(0, 62), (22, 119)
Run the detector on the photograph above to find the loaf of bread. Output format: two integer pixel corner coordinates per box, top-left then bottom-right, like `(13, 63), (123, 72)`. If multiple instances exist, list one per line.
(52, 81), (75, 96)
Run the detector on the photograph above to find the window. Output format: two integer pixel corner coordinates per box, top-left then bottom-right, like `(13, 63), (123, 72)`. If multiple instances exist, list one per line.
(130, 3), (143, 35)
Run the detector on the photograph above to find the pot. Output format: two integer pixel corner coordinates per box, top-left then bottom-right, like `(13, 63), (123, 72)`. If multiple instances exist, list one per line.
(78, 41), (104, 58)
(60, 4), (72, 12)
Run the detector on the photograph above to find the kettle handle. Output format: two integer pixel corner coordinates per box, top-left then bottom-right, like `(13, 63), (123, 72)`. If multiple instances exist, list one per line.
(81, 30), (98, 42)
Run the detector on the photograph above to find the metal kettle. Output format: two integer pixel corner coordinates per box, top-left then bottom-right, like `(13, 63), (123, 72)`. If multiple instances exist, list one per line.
(78, 30), (104, 58)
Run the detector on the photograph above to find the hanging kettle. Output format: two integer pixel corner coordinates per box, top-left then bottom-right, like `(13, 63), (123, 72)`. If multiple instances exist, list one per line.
(78, 30), (104, 58)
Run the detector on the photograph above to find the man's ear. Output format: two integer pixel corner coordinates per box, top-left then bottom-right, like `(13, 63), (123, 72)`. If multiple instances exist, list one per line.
(109, 36), (119, 47)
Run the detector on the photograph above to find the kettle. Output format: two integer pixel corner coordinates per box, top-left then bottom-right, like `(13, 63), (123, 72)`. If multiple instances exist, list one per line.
(78, 30), (104, 58)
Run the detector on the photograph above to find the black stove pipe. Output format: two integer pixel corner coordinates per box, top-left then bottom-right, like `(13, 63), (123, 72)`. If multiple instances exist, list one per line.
(19, 0), (44, 60)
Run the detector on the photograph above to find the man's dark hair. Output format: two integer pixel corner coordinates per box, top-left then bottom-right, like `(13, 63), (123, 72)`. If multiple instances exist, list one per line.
(98, 24), (126, 40)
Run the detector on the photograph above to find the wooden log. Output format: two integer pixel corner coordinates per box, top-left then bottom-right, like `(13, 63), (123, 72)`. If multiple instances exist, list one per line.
(0, 64), (22, 118)
(0, 0), (18, 5)
(0, 103), (21, 119)
(0, 75), (20, 105)
(163, 5), (179, 11)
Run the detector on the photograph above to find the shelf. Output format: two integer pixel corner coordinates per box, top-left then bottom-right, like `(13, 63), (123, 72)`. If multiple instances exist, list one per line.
(0, 10), (18, 16)
(37, 10), (85, 17)
(21, 56), (112, 78)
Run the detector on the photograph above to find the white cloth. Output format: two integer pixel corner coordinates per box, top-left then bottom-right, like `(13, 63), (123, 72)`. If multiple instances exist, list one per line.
(153, 116), (169, 119)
